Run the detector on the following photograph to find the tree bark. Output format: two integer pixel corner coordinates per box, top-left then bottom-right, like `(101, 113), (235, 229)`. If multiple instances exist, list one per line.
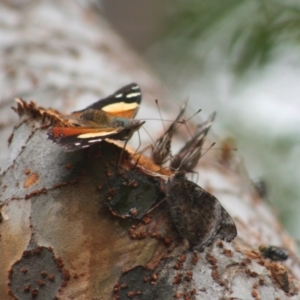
(0, 1), (299, 300)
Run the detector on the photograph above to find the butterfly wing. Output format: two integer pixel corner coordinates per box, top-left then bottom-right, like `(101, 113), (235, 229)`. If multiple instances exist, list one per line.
(166, 172), (237, 251)
(48, 84), (143, 151)
(170, 111), (216, 172)
(47, 126), (124, 151)
(152, 100), (187, 165)
(72, 83), (142, 119)
(216, 207), (237, 243)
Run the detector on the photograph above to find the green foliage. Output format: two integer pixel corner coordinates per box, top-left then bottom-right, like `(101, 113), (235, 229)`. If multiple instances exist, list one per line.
(159, 0), (300, 74)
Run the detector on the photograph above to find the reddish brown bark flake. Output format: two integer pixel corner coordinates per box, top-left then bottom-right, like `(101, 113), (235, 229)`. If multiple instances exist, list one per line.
(24, 173), (39, 188)
(37, 280), (45, 287)
(164, 236), (172, 245)
(152, 273), (158, 280)
(251, 290), (258, 297)
(33, 247), (42, 255)
(191, 252), (198, 265)
(120, 283), (127, 289)
(241, 259), (251, 267)
(61, 269), (71, 287)
(206, 254), (217, 267)
(130, 208), (138, 217)
(24, 169), (31, 175)
(211, 269), (220, 281)
(107, 188), (116, 201)
(185, 271), (193, 281)
(178, 254), (186, 263)
(142, 215), (152, 224)
(151, 273), (158, 283)
(128, 179), (138, 187)
(127, 291), (135, 298)
(48, 274), (55, 282)
(113, 284), (119, 293)
(173, 272), (183, 285)
(223, 248), (233, 258)
(155, 233), (162, 240)
(24, 285), (30, 292)
(269, 262), (290, 293)
(191, 289), (198, 295)
(24, 187), (47, 199)
(183, 290), (192, 300)
(258, 259), (266, 266)
(216, 241), (224, 248)
(31, 288), (38, 298)
(250, 271), (258, 278)
(65, 163), (73, 170)
(173, 262), (183, 270)
(40, 271), (48, 278)
(138, 231), (148, 240)
(54, 256), (64, 269)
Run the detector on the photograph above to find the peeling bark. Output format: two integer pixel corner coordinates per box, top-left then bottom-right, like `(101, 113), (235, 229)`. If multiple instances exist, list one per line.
(0, 1), (300, 300)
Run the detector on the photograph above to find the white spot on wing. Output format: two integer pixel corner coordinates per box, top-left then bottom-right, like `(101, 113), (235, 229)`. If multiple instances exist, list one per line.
(115, 93), (123, 98)
(78, 131), (117, 138)
(88, 139), (103, 143)
(126, 92), (141, 98)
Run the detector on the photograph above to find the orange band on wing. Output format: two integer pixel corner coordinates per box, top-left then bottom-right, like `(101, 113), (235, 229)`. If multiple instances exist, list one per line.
(104, 108), (138, 119)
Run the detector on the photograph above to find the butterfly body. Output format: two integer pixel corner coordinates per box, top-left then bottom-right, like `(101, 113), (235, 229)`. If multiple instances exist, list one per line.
(48, 83), (143, 151)
(165, 172), (237, 252)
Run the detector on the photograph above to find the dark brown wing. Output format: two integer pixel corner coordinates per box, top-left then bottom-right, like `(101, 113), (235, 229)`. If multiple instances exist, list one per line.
(165, 172), (236, 252)
(170, 112), (216, 172)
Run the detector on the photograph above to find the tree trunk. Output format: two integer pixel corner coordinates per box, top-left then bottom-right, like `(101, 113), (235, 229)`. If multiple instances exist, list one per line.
(0, 1), (299, 300)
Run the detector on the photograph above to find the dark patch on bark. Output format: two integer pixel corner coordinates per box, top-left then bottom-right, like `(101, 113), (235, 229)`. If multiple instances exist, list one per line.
(114, 264), (174, 300)
(9, 246), (64, 300)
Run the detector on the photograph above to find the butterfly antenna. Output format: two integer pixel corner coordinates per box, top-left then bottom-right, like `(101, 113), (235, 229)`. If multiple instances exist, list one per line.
(139, 126), (156, 152)
(155, 99), (166, 132)
(180, 107), (202, 137)
(133, 130), (143, 168)
(200, 142), (215, 158)
(181, 119), (193, 137)
(141, 125), (156, 144)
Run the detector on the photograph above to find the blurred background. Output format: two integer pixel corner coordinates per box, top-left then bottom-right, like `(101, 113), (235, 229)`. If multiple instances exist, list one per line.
(103, 0), (300, 239)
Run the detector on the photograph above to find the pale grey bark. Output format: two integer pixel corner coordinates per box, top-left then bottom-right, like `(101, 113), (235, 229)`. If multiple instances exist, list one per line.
(0, 1), (299, 300)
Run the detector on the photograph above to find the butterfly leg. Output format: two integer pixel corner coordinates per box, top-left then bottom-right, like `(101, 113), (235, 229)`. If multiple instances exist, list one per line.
(117, 140), (129, 167)
(145, 198), (167, 215)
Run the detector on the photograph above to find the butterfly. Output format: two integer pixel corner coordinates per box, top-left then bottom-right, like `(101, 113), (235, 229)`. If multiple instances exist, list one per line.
(259, 245), (288, 261)
(165, 171), (237, 252)
(47, 83), (144, 151)
(170, 112), (216, 172)
(151, 100), (187, 166)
